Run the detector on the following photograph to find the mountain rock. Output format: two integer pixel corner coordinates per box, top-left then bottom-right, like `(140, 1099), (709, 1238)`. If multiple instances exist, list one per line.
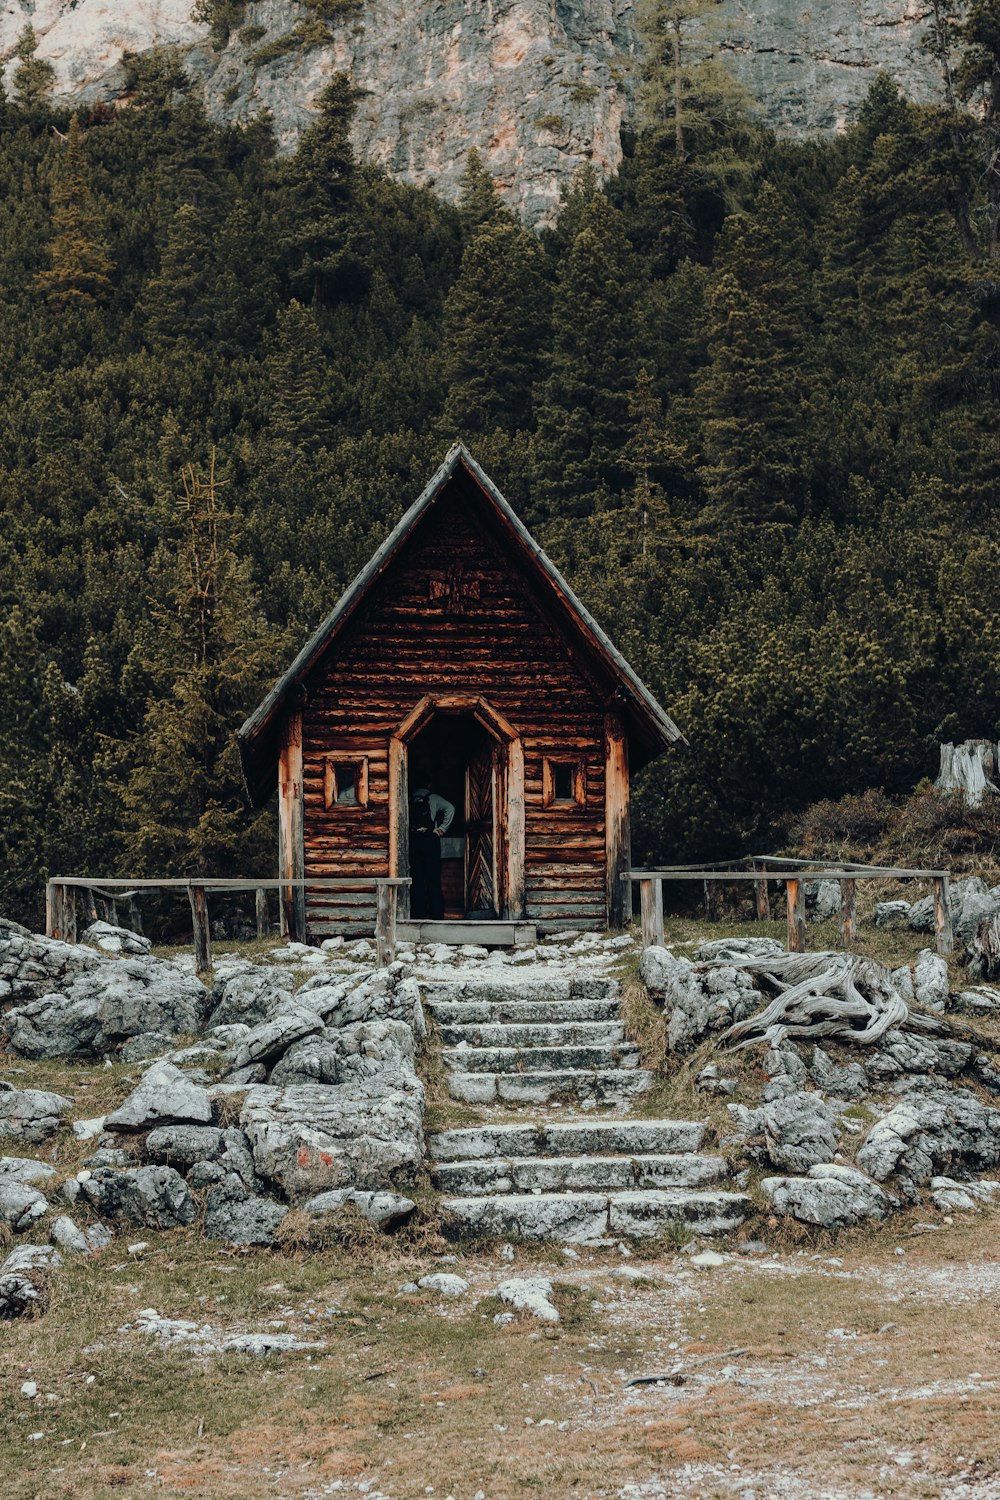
(0, 0), (945, 225)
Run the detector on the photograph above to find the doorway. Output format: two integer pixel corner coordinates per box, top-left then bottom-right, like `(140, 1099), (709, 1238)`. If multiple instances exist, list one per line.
(389, 694), (526, 923)
(408, 714), (498, 919)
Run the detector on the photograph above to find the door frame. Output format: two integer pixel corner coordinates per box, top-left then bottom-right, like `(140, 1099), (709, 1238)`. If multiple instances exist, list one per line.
(388, 694), (525, 922)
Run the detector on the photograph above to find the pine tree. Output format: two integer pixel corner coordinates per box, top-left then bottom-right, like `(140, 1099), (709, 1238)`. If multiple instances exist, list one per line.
(35, 115), (114, 308)
(140, 202), (216, 349)
(534, 196), (642, 518)
(282, 74), (361, 305)
(265, 300), (339, 451)
(123, 454), (278, 876)
(12, 26), (55, 112)
(440, 219), (550, 436)
(457, 148), (511, 232)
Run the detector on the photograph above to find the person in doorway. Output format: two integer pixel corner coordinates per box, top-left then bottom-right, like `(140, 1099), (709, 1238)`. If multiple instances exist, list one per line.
(409, 773), (455, 920)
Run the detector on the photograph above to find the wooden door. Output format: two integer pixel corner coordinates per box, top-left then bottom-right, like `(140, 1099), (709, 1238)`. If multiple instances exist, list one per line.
(465, 742), (498, 917)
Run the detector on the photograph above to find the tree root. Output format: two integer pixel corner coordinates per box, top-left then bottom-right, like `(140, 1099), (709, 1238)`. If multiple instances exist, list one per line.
(717, 951), (996, 1053)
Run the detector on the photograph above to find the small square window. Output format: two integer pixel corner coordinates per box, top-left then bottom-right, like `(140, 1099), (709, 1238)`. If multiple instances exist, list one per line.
(324, 757), (368, 810)
(543, 758), (585, 808)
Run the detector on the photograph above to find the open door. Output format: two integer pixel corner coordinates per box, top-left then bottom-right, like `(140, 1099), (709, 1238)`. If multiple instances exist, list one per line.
(465, 740), (498, 918)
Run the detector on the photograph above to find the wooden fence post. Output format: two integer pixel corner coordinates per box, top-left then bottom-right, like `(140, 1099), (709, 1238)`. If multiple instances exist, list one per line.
(753, 862), (771, 921)
(63, 885), (77, 944)
(255, 887), (269, 940)
(188, 884), (212, 975)
(640, 878), (664, 948)
(45, 881), (58, 939)
(839, 878), (856, 950)
(934, 875), (954, 956)
(786, 878), (806, 953)
(375, 883), (397, 968)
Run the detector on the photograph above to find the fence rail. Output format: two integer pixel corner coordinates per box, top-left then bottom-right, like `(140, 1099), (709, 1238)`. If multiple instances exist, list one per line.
(45, 876), (411, 973)
(629, 862), (953, 956)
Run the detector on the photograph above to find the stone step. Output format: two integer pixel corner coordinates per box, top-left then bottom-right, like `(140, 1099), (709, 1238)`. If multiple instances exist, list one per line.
(429, 1119), (708, 1161)
(447, 1068), (656, 1106)
(442, 1043), (640, 1074)
(438, 1021), (626, 1049)
(442, 1189), (751, 1242)
(433, 1152), (727, 1195)
(420, 977), (619, 1005)
(427, 998), (621, 1026)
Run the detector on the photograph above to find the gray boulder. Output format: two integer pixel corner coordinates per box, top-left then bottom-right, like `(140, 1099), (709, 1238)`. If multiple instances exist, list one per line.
(867, 1031), (972, 1080)
(0, 1180), (49, 1231)
(761, 1043), (808, 1102)
(0, 922), (100, 1003)
(269, 1033), (342, 1086)
(119, 1032), (175, 1063)
(5, 957), (205, 1058)
(51, 1216), (112, 1254)
(809, 1046), (869, 1101)
(144, 1123), (226, 1166)
(891, 965), (915, 1002)
(0, 1156), (56, 1185)
(0, 1083), (73, 1143)
(304, 1188), (417, 1228)
(762, 1164), (897, 1228)
(909, 877), (1000, 941)
(81, 1165), (197, 1228)
(334, 1020), (416, 1081)
(105, 1062), (213, 1133)
(82, 922), (151, 957)
(227, 1002), (324, 1073)
(913, 949), (949, 1011)
(858, 1087), (1000, 1194)
(240, 1074), (425, 1201)
(296, 967), (426, 1039)
(639, 946), (759, 1051)
(806, 880), (841, 921)
(204, 963), (294, 1029)
(0, 1243), (61, 1318)
(876, 901), (912, 929)
(203, 1175), (287, 1246)
(761, 1091), (839, 1173)
(692, 938), (784, 963)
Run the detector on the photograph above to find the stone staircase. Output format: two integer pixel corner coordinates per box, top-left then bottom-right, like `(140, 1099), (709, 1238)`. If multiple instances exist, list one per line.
(421, 973), (751, 1242)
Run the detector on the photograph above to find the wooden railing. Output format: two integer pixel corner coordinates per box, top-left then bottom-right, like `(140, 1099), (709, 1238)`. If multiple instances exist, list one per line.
(44, 876), (411, 973)
(629, 859), (954, 956)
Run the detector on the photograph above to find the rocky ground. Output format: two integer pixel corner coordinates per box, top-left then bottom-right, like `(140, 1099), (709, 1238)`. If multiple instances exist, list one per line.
(5, 896), (1000, 1496)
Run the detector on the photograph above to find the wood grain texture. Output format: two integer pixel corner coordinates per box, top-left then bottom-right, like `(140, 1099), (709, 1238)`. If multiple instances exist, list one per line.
(299, 487), (611, 932)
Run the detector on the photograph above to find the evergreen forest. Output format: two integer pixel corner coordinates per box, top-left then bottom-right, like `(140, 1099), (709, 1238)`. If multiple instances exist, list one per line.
(2, 9), (999, 928)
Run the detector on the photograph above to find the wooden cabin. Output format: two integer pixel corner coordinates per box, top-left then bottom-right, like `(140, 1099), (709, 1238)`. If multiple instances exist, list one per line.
(238, 445), (683, 942)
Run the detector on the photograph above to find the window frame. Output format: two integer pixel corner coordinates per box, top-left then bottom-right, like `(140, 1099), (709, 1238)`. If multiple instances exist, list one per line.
(323, 756), (369, 810)
(542, 757), (586, 809)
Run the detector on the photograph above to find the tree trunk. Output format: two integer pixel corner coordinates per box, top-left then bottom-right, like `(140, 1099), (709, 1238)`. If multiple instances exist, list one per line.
(935, 740), (999, 807)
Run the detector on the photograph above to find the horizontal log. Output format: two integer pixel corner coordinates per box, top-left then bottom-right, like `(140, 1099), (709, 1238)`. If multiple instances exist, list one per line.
(52, 876), (409, 890)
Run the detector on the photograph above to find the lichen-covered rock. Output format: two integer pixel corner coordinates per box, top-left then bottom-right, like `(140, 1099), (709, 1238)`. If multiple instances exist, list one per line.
(867, 1032), (972, 1080)
(0, 1156), (56, 1185)
(0, 1243), (61, 1318)
(204, 963), (295, 1029)
(0, 1083), (73, 1143)
(144, 1124), (226, 1166)
(203, 1175), (287, 1246)
(857, 1087), (1000, 1195)
(806, 880), (841, 921)
(761, 1044), (808, 1102)
(762, 1164), (897, 1228)
(0, 1180), (49, 1231)
(5, 957), (205, 1058)
(909, 878), (1000, 942)
(876, 901), (912, 929)
(639, 946), (759, 1051)
(913, 949), (949, 1012)
(268, 1033), (342, 1087)
(240, 1075), (424, 1201)
(809, 1046), (868, 1101)
(82, 921), (151, 956)
(227, 1003), (324, 1073)
(760, 1090), (839, 1174)
(0, 921), (100, 1004)
(105, 1062), (212, 1133)
(304, 1187), (416, 1228)
(80, 1164), (197, 1228)
(495, 1275), (560, 1323)
(692, 938), (784, 964)
(296, 967), (426, 1039)
(51, 1215), (112, 1254)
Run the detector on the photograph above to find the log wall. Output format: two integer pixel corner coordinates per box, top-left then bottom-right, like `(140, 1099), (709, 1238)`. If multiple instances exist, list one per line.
(300, 486), (609, 934)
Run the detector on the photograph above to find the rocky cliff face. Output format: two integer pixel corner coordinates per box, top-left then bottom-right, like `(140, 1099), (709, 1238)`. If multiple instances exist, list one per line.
(0, 1), (943, 224)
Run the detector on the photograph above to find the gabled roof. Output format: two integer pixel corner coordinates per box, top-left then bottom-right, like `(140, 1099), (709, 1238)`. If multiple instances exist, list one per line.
(238, 444), (684, 804)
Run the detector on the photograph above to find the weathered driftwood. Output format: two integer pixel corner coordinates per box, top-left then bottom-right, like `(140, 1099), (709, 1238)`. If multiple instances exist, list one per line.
(967, 915), (1000, 982)
(719, 952), (951, 1051)
(936, 740), (999, 808)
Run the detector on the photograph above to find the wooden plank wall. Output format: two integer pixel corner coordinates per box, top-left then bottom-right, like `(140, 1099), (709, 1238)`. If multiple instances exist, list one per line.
(300, 483), (608, 935)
